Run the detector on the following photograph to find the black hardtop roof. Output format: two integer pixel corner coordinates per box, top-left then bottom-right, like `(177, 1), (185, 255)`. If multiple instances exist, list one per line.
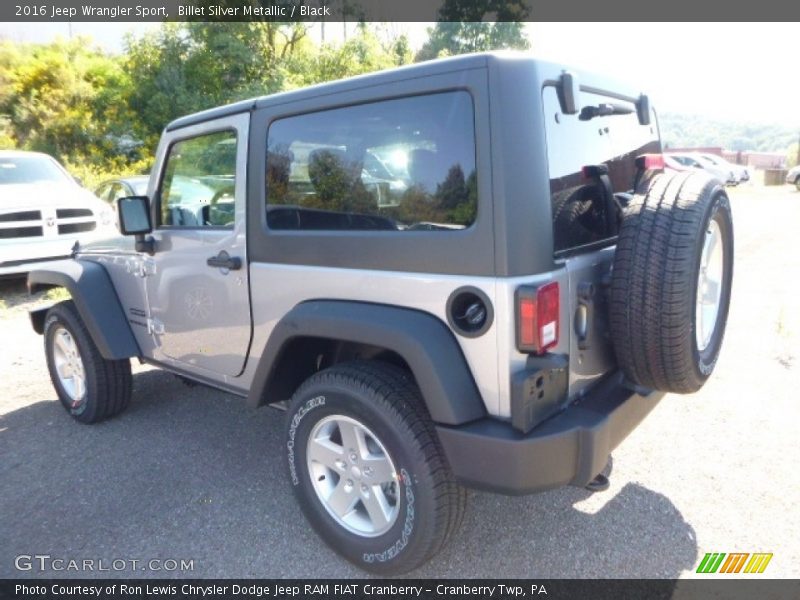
(165, 52), (645, 131)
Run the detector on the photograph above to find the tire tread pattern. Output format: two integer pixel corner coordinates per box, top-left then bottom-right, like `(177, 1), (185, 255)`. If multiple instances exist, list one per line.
(610, 170), (727, 393)
(46, 300), (132, 423)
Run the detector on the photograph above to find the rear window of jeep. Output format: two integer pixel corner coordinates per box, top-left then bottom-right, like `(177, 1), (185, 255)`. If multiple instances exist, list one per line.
(265, 91), (477, 231)
(543, 86), (660, 253)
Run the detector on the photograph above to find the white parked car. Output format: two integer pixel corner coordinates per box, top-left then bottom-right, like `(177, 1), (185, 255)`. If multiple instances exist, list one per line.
(785, 165), (800, 191)
(666, 152), (737, 185)
(0, 151), (116, 277)
(697, 153), (750, 183)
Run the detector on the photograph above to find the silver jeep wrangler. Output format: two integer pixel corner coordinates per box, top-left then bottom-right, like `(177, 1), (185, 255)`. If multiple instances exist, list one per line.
(27, 53), (733, 574)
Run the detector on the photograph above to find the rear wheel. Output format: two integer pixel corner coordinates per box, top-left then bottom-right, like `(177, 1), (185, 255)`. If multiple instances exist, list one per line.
(610, 170), (734, 393)
(44, 300), (132, 423)
(285, 361), (465, 574)
(795, 177), (800, 192)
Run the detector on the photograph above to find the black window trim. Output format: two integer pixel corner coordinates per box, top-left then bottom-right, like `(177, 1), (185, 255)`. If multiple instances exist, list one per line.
(246, 66), (496, 277)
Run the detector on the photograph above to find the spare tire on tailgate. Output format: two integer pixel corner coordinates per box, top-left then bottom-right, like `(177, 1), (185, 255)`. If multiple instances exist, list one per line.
(610, 170), (734, 393)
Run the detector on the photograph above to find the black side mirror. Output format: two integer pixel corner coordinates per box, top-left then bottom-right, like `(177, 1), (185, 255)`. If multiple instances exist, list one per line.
(117, 196), (152, 235)
(559, 71), (581, 115)
(637, 94), (651, 126)
(117, 196), (156, 254)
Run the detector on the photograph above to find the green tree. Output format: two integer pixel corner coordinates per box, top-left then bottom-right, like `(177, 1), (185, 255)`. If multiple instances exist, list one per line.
(0, 38), (135, 173)
(390, 34), (413, 66)
(416, 0), (530, 61)
(0, 116), (14, 149)
(436, 164), (467, 210)
(293, 25), (401, 87)
(124, 22), (311, 149)
(660, 112), (798, 153)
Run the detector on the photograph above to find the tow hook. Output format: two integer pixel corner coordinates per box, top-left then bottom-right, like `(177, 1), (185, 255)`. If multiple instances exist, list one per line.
(585, 473), (610, 493)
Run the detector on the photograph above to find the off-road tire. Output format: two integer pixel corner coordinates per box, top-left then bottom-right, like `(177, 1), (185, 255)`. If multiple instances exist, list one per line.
(284, 361), (466, 575)
(44, 300), (132, 423)
(610, 170), (734, 393)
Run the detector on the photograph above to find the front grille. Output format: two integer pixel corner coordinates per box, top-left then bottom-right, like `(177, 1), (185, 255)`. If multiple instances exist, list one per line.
(0, 226), (43, 239)
(0, 210), (42, 223)
(56, 208), (93, 219)
(58, 222), (96, 235)
(0, 207), (97, 239)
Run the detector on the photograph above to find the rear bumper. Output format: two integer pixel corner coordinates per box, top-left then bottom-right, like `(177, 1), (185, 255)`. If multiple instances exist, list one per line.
(436, 373), (664, 495)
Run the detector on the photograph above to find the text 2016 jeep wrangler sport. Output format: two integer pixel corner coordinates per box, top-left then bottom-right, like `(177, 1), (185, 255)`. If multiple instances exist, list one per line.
(27, 53), (733, 574)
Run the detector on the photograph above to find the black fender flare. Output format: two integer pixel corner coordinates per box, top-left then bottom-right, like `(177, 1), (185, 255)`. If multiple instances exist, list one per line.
(247, 300), (487, 425)
(27, 259), (140, 360)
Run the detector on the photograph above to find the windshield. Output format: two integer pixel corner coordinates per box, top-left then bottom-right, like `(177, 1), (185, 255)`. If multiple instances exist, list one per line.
(0, 155), (73, 186)
(130, 179), (149, 195)
(696, 155), (718, 166)
(671, 155), (699, 167)
(702, 155), (729, 166)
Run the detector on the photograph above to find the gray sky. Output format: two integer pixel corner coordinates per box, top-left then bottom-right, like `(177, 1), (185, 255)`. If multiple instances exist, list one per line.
(1, 21), (797, 127)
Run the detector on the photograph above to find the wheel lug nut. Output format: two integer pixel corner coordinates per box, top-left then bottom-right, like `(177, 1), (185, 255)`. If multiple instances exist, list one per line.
(349, 452), (358, 462)
(361, 484), (368, 494)
(335, 460), (346, 470)
(363, 467), (373, 477)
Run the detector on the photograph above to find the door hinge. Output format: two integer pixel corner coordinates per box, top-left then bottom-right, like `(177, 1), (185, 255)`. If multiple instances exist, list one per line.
(147, 318), (165, 335)
(127, 257), (156, 278)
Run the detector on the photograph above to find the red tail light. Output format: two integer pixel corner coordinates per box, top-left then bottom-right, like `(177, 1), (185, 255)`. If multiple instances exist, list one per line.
(516, 282), (560, 354)
(635, 153), (665, 170)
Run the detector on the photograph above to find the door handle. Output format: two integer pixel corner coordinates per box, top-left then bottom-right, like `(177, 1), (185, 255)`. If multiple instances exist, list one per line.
(207, 250), (241, 271)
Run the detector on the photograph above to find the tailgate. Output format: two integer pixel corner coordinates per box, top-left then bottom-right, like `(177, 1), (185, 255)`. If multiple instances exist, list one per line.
(562, 245), (617, 399)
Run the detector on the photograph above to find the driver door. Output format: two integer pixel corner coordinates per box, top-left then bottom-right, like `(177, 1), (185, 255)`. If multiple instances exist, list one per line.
(144, 113), (251, 378)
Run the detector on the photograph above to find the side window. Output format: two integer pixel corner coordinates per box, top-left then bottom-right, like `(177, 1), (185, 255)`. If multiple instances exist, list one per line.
(266, 91), (477, 231)
(159, 130), (237, 228)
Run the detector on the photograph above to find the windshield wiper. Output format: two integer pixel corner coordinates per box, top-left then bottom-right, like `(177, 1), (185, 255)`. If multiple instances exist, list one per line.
(579, 103), (634, 121)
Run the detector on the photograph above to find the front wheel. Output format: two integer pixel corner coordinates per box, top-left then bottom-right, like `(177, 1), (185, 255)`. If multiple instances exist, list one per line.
(284, 361), (466, 574)
(44, 300), (132, 424)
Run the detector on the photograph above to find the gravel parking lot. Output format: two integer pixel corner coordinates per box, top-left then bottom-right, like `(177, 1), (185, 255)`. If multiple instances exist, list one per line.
(1, 184), (799, 579)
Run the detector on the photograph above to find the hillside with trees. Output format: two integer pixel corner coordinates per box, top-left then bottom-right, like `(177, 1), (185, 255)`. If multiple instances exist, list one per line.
(660, 112), (798, 155)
